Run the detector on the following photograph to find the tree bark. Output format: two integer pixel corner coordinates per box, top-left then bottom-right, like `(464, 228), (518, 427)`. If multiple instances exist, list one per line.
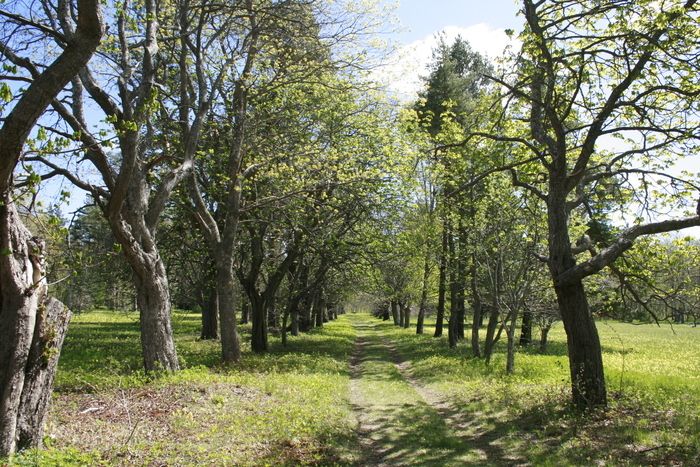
(506, 311), (518, 374)
(402, 303), (410, 329)
(250, 294), (268, 352)
(216, 254), (241, 363)
(390, 300), (399, 326)
(434, 221), (448, 337)
(483, 304), (500, 364)
(548, 187), (607, 408)
(290, 301), (300, 336)
(240, 298), (249, 324)
(448, 225), (458, 348)
(417, 249), (430, 334)
(0, 204), (73, 455)
(200, 288), (218, 340)
(456, 219), (467, 340)
(0, 0), (102, 455)
(539, 326), (551, 353)
(131, 258), (179, 371)
(16, 298), (71, 451)
(555, 280), (607, 408)
(314, 293), (325, 328)
(470, 261), (482, 357)
(519, 311), (533, 346)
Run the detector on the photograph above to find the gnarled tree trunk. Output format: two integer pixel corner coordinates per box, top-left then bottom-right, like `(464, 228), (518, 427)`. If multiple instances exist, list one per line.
(0, 202), (71, 454)
(0, 0), (102, 454)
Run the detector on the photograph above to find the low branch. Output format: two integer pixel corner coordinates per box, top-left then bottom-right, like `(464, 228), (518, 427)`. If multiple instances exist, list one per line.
(557, 215), (700, 286)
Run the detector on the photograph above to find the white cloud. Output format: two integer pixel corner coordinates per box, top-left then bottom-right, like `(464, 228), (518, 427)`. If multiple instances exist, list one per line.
(374, 24), (516, 102)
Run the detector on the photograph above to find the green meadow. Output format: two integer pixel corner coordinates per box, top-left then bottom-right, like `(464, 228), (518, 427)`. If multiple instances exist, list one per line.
(8, 311), (700, 466)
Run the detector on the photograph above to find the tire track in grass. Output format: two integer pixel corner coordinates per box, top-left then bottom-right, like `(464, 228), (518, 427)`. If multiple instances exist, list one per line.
(379, 335), (527, 466)
(347, 317), (484, 466)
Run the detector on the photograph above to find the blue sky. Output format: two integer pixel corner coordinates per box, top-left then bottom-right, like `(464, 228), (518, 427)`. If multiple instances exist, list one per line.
(392, 0), (522, 43)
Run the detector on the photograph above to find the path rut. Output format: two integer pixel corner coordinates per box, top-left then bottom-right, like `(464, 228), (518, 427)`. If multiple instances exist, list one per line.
(347, 318), (519, 466)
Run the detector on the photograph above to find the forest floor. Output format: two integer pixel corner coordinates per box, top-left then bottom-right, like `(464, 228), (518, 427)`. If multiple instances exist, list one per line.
(6, 311), (700, 466)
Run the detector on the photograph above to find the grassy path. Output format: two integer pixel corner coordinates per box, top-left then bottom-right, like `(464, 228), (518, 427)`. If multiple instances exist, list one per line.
(348, 316), (501, 466)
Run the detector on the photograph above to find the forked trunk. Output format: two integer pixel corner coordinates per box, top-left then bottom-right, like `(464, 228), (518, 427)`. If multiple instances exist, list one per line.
(548, 187), (607, 408)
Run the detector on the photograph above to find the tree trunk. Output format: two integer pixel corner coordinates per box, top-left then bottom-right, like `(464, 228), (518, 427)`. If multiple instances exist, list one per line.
(403, 304), (410, 329)
(216, 255), (241, 363)
(470, 262), (482, 357)
(398, 300), (405, 327)
(555, 281), (607, 408)
(281, 307), (288, 347)
(131, 256), (179, 372)
(456, 219), (467, 340)
(548, 188), (607, 408)
(0, 0), (102, 454)
(417, 250), (430, 335)
(290, 303), (300, 336)
(448, 226), (458, 348)
(390, 300), (399, 326)
(519, 310), (533, 346)
(250, 295), (268, 353)
(300, 293), (313, 331)
(200, 288), (218, 340)
(506, 311), (518, 374)
(314, 294), (325, 328)
(16, 298), (71, 450)
(539, 326), (550, 353)
(240, 298), (249, 324)
(434, 222), (448, 337)
(0, 202), (72, 455)
(483, 305), (500, 364)
(382, 303), (390, 321)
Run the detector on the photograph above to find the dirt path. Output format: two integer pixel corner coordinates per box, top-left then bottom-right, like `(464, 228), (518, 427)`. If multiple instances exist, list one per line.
(348, 318), (493, 466)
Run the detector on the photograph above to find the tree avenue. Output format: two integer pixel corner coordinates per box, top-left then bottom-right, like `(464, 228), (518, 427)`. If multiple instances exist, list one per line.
(1, 0), (699, 461)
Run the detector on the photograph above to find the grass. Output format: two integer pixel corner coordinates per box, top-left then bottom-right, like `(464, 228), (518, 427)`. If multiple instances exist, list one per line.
(379, 316), (700, 466)
(6, 310), (700, 466)
(15, 310), (360, 466)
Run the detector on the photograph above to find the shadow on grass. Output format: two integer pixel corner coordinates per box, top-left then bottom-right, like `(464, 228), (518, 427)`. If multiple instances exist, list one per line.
(57, 311), (357, 390)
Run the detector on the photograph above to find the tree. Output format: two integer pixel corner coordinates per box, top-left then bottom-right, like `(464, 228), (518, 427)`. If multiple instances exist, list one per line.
(485, 0), (700, 408)
(0, 0), (103, 454)
(189, 0), (388, 359)
(413, 37), (494, 347)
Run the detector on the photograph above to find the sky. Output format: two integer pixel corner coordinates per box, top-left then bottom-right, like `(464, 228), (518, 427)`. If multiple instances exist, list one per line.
(375, 0), (523, 100)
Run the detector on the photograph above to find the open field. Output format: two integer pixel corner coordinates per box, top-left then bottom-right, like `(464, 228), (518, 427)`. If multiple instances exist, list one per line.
(8, 311), (700, 466)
